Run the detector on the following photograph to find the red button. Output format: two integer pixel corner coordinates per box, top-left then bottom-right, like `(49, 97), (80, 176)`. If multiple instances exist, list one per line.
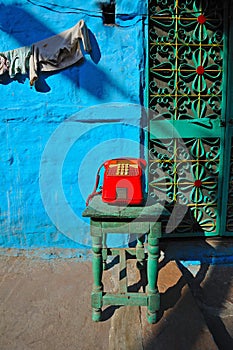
(194, 180), (202, 188)
(196, 66), (205, 75)
(197, 15), (206, 24)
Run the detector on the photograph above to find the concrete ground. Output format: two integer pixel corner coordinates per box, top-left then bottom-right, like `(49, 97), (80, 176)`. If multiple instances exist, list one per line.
(0, 239), (233, 350)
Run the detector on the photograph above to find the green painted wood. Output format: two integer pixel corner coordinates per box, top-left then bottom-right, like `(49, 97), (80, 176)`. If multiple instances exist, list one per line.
(150, 222), (162, 238)
(150, 119), (222, 140)
(103, 293), (148, 306)
(101, 221), (148, 234)
(82, 196), (163, 324)
(148, 0), (232, 237)
(91, 292), (103, 309)
(82, 195), (168, 219)
(147, 228), (160, 322)
(147, 294), (160, 324)
(91, 292), (102, 322)
(90, 220), (102, 237)
(91, 235), (103, 321)
(220, 2), (233, 236)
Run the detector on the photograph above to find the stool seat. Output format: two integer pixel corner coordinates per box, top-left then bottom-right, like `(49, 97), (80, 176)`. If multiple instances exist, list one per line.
(82, 195), (168, 324)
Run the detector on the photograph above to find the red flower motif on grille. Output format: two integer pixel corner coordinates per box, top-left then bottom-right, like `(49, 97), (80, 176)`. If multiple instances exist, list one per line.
(197, 15), (206, 24)
(194, 179), (202, 188)
(196, 66), (205, 75)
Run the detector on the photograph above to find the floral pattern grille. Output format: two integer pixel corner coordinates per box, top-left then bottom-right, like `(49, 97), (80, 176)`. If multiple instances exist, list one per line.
(148, 0), (226, 235)
(149, 138), (220, 234)
(149, 0), (224, 120)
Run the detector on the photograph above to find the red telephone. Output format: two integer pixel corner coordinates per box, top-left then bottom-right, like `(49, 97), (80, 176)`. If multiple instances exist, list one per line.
(86, 158), (147, 206)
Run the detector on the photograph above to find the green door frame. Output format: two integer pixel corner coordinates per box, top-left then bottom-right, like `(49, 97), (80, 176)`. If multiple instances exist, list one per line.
(220, 3), (233, 237)
(146, 0), (233, 237)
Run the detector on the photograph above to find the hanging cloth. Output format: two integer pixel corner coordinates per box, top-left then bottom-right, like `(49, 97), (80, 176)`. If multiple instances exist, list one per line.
(29, 19), (92, 85)
(0, 47), (31, 78)
(0, 54), (10, 76)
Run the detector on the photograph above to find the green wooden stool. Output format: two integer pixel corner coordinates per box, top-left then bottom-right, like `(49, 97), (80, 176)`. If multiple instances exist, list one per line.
(82, 195), (167, 324)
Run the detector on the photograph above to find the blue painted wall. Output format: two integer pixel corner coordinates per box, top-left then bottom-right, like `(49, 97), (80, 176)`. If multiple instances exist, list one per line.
(0, 0), (147, 257)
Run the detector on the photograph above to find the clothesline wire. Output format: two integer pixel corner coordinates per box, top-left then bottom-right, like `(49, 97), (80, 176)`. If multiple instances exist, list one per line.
(26, 0), (205, 18)
(26, 0), (101, 18)
(26, 0), (147, 17)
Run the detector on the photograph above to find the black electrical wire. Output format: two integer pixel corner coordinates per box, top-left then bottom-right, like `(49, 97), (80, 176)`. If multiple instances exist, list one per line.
(26, 0), (148, 17)
(26, 0), (205, 22)
(26, 0), (103, 17)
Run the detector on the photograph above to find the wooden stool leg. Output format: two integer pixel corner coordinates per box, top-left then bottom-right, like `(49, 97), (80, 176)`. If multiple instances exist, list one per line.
(91, 235), (103, 321)
(147, 223), (161, 324)
(102, 234), (107, 271)
(136, 235), (145, 270)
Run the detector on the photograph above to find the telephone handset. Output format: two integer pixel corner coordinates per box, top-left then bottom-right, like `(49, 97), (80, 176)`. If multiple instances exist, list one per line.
(86, 158), (146, 206)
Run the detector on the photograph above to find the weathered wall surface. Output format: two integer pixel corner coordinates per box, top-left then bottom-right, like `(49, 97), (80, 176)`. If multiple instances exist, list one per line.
(0, 0), (147, 257)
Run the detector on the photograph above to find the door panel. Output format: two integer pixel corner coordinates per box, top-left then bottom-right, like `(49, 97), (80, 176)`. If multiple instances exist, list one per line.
(225, 138), (233, 234)
(148, 0), (230, 236)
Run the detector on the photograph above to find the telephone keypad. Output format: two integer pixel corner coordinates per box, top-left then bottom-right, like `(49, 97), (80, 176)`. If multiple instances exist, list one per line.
(107, 163), (139, 176)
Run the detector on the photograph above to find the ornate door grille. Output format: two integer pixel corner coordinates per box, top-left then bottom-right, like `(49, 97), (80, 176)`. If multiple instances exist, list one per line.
(148, 0), (232, 236)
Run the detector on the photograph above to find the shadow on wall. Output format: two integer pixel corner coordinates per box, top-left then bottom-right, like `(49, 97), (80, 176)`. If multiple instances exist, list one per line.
(0, 3), (129, 99)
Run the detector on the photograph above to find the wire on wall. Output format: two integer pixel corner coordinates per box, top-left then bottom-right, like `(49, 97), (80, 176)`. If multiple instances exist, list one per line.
(26, 0), (148, 18)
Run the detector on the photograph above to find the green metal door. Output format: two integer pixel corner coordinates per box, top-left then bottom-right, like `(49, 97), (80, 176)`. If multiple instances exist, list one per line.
(147, 0), (233, 237)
